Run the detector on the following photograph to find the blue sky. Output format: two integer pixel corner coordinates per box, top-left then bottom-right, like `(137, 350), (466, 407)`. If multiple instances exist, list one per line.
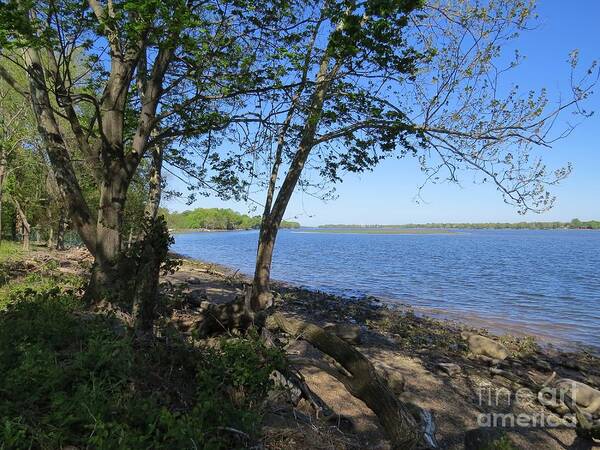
(163, 2), (600, 226)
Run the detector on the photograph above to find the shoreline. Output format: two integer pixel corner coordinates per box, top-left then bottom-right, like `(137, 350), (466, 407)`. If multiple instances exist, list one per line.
(167, 252), (600, 449)
(10, 247), (598, 449)
(169, 251), (600, 356)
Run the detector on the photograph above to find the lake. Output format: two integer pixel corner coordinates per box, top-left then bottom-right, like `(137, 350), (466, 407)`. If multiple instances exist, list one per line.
(171, 229), (600, 350)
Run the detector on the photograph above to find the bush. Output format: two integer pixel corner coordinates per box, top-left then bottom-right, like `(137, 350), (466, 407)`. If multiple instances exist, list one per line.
(0, 284), (284, 449)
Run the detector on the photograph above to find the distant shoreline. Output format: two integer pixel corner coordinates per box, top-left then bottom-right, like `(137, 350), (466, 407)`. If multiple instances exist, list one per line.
(296, 228), (459, 235)
(318, 219), (600, 230)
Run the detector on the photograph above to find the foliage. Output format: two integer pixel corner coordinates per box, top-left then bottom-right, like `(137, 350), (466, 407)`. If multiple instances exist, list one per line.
(0, 240), (26, 262)
(0, 281), (284, 449)
(164, 208), (300, 230)
(499, 334), (539, 358)
(481, 434), (517, 450)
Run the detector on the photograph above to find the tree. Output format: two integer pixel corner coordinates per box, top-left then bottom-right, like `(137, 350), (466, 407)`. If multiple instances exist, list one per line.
(0, 67), (36, 244)
(239, 0), (426, 309)
(209, 0), (597, 309)
(0, 0), (294, 306)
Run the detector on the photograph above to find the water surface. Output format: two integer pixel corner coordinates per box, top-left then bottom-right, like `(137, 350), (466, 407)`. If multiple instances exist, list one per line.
(172, 229), (600, 350)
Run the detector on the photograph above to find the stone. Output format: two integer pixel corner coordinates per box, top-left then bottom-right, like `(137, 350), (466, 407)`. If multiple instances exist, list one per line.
(437, 362), (462, 376)
(553, 379), (600, 417)
(462, 332), (509, 360)
(374, 362), (405, 394)
(323, 323), (362, 344)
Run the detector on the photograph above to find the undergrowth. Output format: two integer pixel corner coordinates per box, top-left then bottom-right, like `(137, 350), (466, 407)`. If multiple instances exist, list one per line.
(0, 275), (284, 449)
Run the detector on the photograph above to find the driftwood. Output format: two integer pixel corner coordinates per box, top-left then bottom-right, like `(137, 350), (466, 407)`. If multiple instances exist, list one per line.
(266, 312), (436, 450)
(261, 328), (333, 417)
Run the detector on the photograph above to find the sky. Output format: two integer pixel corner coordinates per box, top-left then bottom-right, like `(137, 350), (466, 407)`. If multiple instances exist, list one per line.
(163, 2), (600, 227)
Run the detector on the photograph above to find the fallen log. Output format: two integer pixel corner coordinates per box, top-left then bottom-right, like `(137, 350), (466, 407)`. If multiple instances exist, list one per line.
(266, 312), (436, 450)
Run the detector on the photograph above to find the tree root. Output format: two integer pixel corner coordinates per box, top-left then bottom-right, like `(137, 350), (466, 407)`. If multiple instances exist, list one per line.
(191, 289), (267, 338)
(265, 312), (437, 450)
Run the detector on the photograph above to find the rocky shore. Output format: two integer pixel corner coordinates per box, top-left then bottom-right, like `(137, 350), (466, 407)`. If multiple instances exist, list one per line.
(166, 255), (600, 450)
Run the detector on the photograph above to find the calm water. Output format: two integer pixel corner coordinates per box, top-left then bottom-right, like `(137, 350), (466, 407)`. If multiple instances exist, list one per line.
(172, 229), (600, 350)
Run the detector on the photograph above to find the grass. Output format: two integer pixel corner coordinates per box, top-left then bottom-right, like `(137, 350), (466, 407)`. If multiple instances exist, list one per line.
(0, 259), (285, 449)
(297, 228), (458, 235)
(0, 241), (27, 262)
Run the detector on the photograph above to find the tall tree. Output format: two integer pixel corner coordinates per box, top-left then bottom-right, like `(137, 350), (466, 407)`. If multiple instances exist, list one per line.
(212, 0), (597, 309)
(0, 0), (293, 302)
(0, 68), (36, 243)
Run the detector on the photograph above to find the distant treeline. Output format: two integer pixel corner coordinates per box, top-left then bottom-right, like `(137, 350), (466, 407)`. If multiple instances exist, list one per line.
(163, 208), (301, 230)
(319, 219), (600, 230)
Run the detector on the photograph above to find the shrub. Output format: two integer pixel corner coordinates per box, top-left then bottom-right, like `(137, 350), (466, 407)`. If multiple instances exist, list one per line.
(0, 284), (283, 449)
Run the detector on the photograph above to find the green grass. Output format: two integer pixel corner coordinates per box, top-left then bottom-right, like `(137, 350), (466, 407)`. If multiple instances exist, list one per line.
(0, 271), (285, 449)
(297, 228), (458, 235)
(0, 241), (27, 262)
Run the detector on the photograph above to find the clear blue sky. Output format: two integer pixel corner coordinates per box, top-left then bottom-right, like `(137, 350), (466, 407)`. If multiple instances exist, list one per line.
(163, 2), (600, 226)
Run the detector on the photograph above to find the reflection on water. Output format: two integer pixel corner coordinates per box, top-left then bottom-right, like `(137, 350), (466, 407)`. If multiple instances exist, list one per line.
(172, 229), (600, 350)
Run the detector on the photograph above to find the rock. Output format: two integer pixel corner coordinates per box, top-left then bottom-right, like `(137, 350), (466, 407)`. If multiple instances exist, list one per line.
(553, 379), (600, 417)
(531, 356), (552, 371)
(462, 332), (509, 360)
(323, 323), (362, 344)
(470, 354), (503, 366)
(437, 362), (462, 376)
(374, 362), (405, 394)
(585, 374), (600, 389)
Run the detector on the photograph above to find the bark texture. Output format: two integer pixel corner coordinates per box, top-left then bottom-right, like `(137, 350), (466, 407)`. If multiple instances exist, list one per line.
(12, 198), (30, 250)
(266, 312), (429, 450)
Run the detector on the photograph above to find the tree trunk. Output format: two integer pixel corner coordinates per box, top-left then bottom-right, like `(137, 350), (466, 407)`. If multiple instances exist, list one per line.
(23, 46), (98, 253)
(266, 313), (427, 449)
(132, 144), (165, 333)
(250, 39), (341, 311)
(144, 143), (163, 222)
(0, 149), (6, 245)
(251, 219), (278, 310)
(47, 228), (54, 249)
(86, 168), (129, 301)
(12, 198), (30, 251)
(131, 236), (161, 335)
(56, 211), (67, 250)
